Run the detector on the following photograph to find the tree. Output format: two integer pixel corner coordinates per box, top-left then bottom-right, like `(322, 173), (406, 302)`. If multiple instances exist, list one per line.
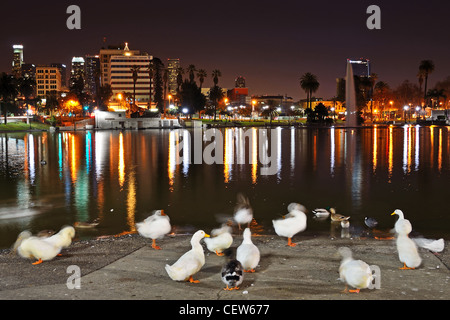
(393, 80), (422, 108)
(373, 81), (391, 119)
(130, 65), (141, 106)
(419, 60), (435, 107)
(197, 69), (207, 90)
(146, 61), (155, 109)
(209, 85), (224, 121)
(19, 77), (35, 123)
(98, 84), (113, 111)
(300, 72), (320, 113)
(152, 58), (165, 113)
(314, 103), (329, 122)
(187, 65), (196, 83)
(426, 88), (446, 109)
(0, 73), (17, 124)
(212, 69), (222, 86)
(176, 67), (184, 97)
(163, 68), (168, 117)
(44, 92), (60, 116)
(179, 80), (206, 118)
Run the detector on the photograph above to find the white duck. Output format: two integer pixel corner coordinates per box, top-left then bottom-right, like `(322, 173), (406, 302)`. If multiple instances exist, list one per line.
(338, 247), (373, 293)
(165, 230), (210, 283)
(14, 226), (76, 265)
(204, 224), (233, 256)
(272, 203), (307, 247)
(136, 210), (172, 250)
(391, 209), (412, 235)
(233, 193), (253, 230)
(394, 217), (422, 269)
(236, 228), (260, 272)
(413, 237), (445, 253)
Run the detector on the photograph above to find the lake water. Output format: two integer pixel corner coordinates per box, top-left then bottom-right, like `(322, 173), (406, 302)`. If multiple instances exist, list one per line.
(0, 125), (449, 249)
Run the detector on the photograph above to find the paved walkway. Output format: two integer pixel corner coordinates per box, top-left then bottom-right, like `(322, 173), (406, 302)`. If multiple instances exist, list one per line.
(0, 233), (449, 300)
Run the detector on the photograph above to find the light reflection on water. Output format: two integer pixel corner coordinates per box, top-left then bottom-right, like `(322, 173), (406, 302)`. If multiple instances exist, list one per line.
(0, 125), (449, 248)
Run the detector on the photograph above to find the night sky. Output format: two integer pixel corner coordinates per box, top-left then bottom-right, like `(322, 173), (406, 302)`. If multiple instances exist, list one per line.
(1, 0), (450, 100)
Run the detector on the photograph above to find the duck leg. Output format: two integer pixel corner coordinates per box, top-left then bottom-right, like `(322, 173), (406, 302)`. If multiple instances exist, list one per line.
(244, 268), (256, 273)
(399, 263), (415, 270)
(215, 250), (225, 256)
(188, 276), (200, 283)
(151, 239), (162, 250)
(287, 238), (297, 247)
(349, 289), (361, 293)
(32, 258), (43, 265)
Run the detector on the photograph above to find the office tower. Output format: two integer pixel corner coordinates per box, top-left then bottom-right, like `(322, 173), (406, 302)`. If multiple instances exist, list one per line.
(50, 63), (67, 89)
(167, 58), (180, 95)
(109, 53), (153, 106)
(12, 44), (24, 77)
(348, 58), (370, 78)
(99, 42), (140, 87)
(35, 66), (62, 97)
(70, 57), (85, 88)
(85, 55), (100, 96)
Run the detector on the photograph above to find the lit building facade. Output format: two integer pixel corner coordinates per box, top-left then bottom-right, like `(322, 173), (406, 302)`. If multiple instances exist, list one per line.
(109, 54), (153, 106)
(167, 58), (180, 95)
(12, 45), (24, 77)
(36, 66), (62, 97)
(99, 43), (140, 87)
(85, 55), (100, 96)
(70, 57), (85, 88)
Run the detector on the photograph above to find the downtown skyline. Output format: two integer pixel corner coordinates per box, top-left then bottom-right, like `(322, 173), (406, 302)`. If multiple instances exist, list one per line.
(1, 0), (450, 101)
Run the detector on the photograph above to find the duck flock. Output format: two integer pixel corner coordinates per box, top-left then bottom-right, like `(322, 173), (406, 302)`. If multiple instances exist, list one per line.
(12, 193), (445, 294)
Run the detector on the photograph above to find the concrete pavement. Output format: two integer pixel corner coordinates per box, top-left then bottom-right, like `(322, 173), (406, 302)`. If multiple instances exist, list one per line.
(0, 232), (449, 300)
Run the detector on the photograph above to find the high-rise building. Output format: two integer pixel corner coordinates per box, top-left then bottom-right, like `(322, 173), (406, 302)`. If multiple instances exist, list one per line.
(348, 58), (370, 77)
(99, 42), (140, 87)
(12, 44), (24, 77)
(70, 57), (85, 88)
(50, 63), (67, 89)
(85, 55), (100, 96)
(35, 66), (62, 97)
(109, 53), (153, 106)
(167, 58), (180, 95)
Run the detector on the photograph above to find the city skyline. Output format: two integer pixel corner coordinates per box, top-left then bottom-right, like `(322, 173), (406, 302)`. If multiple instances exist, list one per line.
(1, 1), (450, 100)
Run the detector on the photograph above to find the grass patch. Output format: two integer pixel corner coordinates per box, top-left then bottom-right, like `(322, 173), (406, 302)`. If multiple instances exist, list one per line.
(0, 121), (51, 131)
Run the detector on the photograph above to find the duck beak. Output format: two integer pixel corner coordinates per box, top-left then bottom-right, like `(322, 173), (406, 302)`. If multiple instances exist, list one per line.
(391, 212), (396, 216)
(161, 210), (166, 216)
(204, 234), (210, 238)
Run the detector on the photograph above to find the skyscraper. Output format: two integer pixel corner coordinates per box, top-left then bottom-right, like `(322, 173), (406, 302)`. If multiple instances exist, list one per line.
(12, 44), (24, 77)
(99, 42), (140, 87)
(85, 55), (100, 96)
(70, 57), (85, 88)
(348, 58), (371, 77)
(167, 58), (180, 95)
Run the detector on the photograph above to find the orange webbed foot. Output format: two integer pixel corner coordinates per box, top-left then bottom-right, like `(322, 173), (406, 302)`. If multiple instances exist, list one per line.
(244, 269), (255, 273)
(287, 238), (298, 247)
(32, 258), (43, 265)
(151, 240), (162, 250)
(188, 276), (200, 283)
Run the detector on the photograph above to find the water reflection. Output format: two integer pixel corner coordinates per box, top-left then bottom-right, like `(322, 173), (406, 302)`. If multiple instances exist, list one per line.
(1, 125), (449, 248)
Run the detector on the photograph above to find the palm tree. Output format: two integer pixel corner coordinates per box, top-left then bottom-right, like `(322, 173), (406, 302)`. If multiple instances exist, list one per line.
(212, 69), (222, 86)
(197, 69), (207, 90)
(163, 68), (168, 117)
(186, 64), (196, 83)
(300, 72), (320, 113)
(130, 65), (141, 107)
(419, 60), (435, 107)
(176, 67), (184, 94)
(146, 61), (155, 109)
